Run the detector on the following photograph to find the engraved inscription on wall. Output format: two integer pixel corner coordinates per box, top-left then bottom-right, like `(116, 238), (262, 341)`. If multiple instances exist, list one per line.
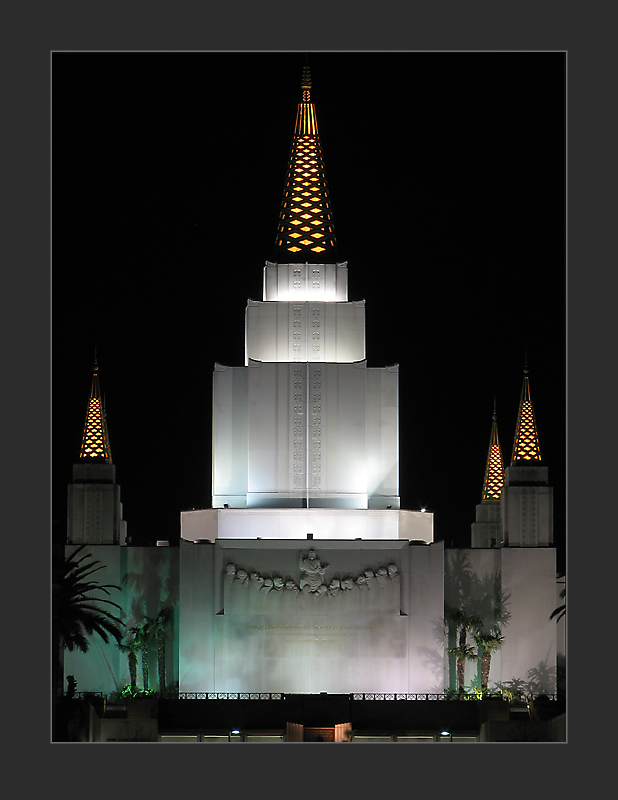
(291, 362), (306, 492)
(310, 365), (322, 490)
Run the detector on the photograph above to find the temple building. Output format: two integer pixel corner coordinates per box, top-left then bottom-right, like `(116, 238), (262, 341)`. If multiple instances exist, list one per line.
(61, 65), (563, 732)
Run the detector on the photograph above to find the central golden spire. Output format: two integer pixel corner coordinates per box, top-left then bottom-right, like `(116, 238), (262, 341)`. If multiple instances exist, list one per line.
(79, 359), (112, 461)
(510, 365), (542, 464)
(274, 65), (338, 263)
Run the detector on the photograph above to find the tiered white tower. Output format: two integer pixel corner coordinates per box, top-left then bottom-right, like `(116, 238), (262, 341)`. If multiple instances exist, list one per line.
(182, 66), (432, 544)
(501, 365), (554, 547)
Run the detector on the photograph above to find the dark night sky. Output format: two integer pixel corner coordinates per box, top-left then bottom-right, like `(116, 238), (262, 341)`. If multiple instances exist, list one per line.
(52, 52), (566, 564)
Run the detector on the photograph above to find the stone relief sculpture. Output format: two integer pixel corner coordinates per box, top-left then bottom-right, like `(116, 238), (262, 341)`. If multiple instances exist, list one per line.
(250, 571), (264, 589)
(375, 567), (388, 587)
(299, 549), (328, 592)
(223, 551), (401, 614)
(327, 578), (341, 597)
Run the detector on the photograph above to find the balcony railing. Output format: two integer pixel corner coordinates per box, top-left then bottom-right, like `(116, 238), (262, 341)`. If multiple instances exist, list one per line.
(65, 690), (557, 702)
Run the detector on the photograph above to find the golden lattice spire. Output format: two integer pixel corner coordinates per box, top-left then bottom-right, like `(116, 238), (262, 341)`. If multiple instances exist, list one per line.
(510, 363), (541, 464)
(481, 400), (505, 501)
(274, 64), (338, 263)
(79, 357), (112, 461)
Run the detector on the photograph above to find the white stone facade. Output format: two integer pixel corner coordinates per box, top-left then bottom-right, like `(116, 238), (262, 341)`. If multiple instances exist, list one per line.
(213, 257), (400, 511)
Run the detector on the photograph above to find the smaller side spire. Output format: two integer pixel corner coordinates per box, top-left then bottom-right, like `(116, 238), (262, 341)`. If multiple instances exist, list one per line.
(481, 399), (505, 501)
(79, 359), (113, 461)
(510, 363), (542, 464)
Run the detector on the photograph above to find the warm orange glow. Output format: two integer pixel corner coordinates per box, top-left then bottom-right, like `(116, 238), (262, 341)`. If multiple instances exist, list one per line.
(481, 419), (504, 501)
(274, 77), (337, 261)
(79, 372), (112, 461)
(511, 376), (542, 463)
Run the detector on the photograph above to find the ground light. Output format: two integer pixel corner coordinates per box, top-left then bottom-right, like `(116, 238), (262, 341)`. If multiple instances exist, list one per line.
(228, 729), (241, 742)
(440, 730), (453, 742)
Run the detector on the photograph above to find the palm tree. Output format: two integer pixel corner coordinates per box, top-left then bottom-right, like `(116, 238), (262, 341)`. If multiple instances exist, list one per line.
(129, 619), (153, 692)
(117, 636), (140, 693)
(446, 610), (482, 695)
(472, 630), (504, 691)
(52, 544), (125, 699)
(150, 607), (173, 692)
(444, 551), (477, 692)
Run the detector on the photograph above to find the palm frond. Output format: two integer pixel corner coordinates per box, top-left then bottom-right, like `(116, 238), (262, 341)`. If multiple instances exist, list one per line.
(53, 545), (125, 655)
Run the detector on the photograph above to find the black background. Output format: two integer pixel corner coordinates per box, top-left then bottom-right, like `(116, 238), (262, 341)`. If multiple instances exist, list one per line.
(52, 52), (565, 566)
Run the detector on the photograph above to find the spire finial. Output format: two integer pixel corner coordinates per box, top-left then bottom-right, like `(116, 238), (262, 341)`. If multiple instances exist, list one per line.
(301, 63), (312, 102)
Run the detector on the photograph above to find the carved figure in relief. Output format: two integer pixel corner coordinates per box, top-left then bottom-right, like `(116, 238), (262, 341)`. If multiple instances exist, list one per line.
(249, 573), (264, 607)
(375, 567), (389, 588)
(312, 584), (327, 600)
(299, 550), (328, 592)
(223, 558), (400, 612)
